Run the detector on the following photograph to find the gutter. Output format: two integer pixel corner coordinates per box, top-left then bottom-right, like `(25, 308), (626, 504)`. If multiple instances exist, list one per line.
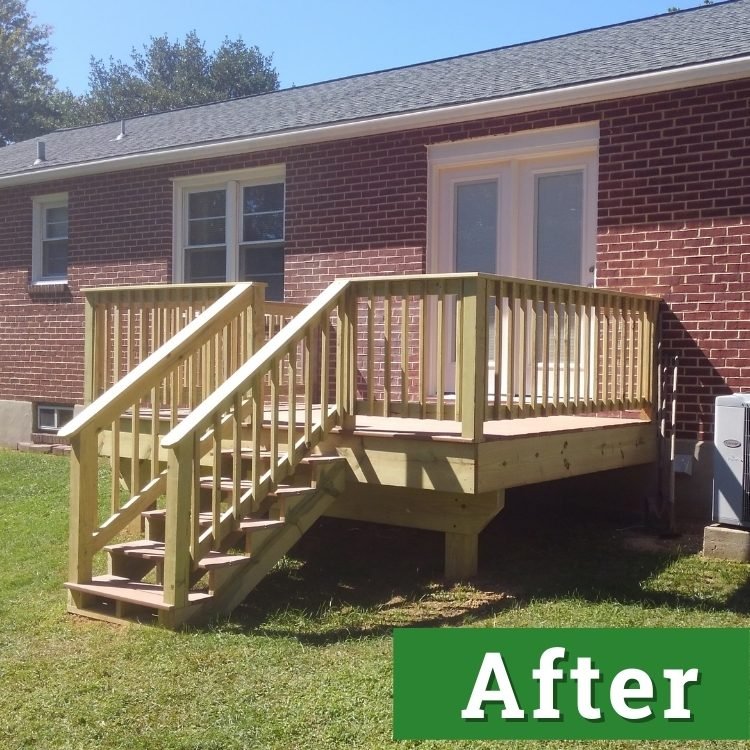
(2, 55), (750, 188)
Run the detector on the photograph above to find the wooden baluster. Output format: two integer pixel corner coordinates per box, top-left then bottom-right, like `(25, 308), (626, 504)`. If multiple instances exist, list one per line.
(529, 286), (538, 416)
(582, 290), (592, 413)
(288, 349), (297, 463)
(211, 413), (222, 550)
(562, 289), (571, 414)
(455, 293), (463, 422)
(320, 318), (329, 425)
(573, 289), (583, 413)
(131, 399), (140, 494)
(233, 391), (242, 517)
(493, 281), (503, 420)
(417, 286), (426, 419)
(366, 284), (375, 415)
(111, 418), (120, 515)
(305, 329), (313, 443)
(506, 282), (516, 419)
(401, 291), (408, 415)
(251, 380), (262, 513)
(518, 285), (527, 416)
(383, 289), (391, 418)
(151, 385), (159, 480)
(540, 285), (550, 414)
(270, 364), (279, 484)
(436, 286), (445, 421)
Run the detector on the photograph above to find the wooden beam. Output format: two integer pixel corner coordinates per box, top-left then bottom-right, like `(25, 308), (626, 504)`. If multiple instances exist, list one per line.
(325, 485), (504, 534)
(476, 422), (658, 493)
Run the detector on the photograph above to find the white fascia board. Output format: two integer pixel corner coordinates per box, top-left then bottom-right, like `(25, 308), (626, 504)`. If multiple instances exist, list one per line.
(2, 56), (750, 189)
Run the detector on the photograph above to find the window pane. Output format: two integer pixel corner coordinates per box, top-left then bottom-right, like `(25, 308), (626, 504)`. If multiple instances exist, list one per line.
(241, 245), (283, 300)
(45, 206), (68, 239)
(188, 190), (226, 219)
(42, 240), (68, 278)
(455, 181), (498, 273)
(185, 246), (226, 282)
(243, 214), (283, 243)
(188, 217), (226, 246)
(535, 171), (583, 285)
(244, 184), (283, 213)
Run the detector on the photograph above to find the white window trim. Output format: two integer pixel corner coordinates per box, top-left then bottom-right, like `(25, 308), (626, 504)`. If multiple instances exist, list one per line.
(31, 192), (68, 284)
(171, 165), (285, 283)
(427, 122), (599, 280)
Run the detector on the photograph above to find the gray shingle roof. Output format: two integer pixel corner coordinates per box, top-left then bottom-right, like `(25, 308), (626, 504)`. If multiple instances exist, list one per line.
(2, 0), (749, 179)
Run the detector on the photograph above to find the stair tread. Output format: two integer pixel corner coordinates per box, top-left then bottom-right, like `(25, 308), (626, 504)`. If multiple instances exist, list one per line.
(104, 539), (163, 552)
(238, 518), (285, 531)
(198, 477), (313, 497)
(107, 542), (250, 570)
(300, 454), (346, 464)
(66, 576), (211, 610)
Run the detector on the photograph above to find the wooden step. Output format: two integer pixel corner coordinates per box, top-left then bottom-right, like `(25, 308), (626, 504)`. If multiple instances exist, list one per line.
(238, 518), (285, 532)
(66, 575), (211, 611)
(300, 454), (346, 465)
(106, 541), (250, 570)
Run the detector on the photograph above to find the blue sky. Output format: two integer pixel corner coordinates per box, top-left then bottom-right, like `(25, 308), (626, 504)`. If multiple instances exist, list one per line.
(27, 0), (707, 95)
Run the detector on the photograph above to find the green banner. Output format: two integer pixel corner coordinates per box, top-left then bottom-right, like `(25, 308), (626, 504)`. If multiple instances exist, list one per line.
(393, 628), (750, 740)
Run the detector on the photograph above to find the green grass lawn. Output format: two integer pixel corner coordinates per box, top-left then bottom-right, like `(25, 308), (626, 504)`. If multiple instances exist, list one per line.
(1, 448), (749, 749)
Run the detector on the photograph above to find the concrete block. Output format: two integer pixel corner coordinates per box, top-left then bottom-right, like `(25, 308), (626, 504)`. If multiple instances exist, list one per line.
(0, 400), (32, 448)
(17, 442), (52, 454)
(51, 445), (71, 456)
(703, 523), (750, 563)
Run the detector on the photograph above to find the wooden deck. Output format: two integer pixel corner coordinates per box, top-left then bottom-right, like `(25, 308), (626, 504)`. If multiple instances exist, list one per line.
(60, 274), (661, 627)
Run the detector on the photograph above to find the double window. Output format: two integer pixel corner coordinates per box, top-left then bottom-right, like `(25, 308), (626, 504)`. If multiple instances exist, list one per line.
(173, 166), (285, 299)
(32, 193), (68, 283)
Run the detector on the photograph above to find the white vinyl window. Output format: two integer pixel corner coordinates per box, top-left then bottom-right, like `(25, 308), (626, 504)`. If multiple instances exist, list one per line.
(32, 193), (69, 283)
(173, 166), (285, 300)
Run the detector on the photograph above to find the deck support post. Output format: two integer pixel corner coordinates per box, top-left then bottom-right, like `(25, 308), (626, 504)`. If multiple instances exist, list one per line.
(460, 276), (488, 441)
(163, 440), (193, 609)
(444, 531), (478, 581)
(69, 429), (99, 584)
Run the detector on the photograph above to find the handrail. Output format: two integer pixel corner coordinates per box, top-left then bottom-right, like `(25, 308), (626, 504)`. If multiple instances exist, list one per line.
(162, 279), (349, 448)
(61, 283), (259, 438)
(65, 281), (267, 587)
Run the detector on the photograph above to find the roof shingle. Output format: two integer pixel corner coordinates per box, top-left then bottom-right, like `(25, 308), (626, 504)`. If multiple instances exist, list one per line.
(1, 0), (749, 178)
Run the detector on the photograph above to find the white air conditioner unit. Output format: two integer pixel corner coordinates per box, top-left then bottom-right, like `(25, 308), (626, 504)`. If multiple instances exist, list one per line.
(713, 393), (750, 527)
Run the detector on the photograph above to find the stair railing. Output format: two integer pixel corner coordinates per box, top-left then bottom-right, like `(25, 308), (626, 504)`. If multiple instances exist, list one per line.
(159, 278), (352, 608)
(60, 282), (267, 587)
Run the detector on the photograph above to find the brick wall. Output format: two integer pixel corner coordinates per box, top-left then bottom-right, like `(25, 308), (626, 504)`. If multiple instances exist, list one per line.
(1, 77), (748, 439)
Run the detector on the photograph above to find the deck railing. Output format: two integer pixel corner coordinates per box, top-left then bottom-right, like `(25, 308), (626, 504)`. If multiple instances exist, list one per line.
(345, 274), (660, 434)
(83, 284), (304, 403)
(60, 283), (267, 584)
(63, 272), (659, 614)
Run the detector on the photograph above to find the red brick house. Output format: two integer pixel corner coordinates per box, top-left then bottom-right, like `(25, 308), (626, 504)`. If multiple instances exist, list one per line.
(1, 0), (749, 512)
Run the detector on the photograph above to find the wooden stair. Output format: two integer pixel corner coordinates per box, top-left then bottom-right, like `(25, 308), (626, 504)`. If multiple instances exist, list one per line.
(65, 452), (347, 626)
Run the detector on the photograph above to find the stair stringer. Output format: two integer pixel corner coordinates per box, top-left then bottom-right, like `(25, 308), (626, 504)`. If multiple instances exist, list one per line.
(180, 460), (347, 626)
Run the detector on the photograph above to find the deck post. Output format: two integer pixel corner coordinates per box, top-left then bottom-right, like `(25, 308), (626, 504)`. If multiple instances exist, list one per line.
(336, 284), (356, 431)
(460, 276), (488, 441)
(249, 282), (266, 357)
(163, 440), (193, 609)
(444, 531), (478, 581)
(68, 429), (99, 584)
(83, 292), (97, 405)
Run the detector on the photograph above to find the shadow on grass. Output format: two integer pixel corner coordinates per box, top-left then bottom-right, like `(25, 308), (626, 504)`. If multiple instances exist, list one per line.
(216, 490), (750, 641)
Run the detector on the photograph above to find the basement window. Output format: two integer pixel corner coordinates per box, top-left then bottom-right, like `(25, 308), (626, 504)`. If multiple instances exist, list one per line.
(36, 404), (74, 433)
(32, 193), (69, 283)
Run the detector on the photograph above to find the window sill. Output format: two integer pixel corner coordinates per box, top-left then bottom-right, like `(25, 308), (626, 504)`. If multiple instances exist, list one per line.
(28, 280), (70, 296)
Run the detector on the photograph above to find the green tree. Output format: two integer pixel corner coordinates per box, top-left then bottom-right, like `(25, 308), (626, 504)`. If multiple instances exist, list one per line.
(0, 0), (57, 145)
(82, 31), (279, 124)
